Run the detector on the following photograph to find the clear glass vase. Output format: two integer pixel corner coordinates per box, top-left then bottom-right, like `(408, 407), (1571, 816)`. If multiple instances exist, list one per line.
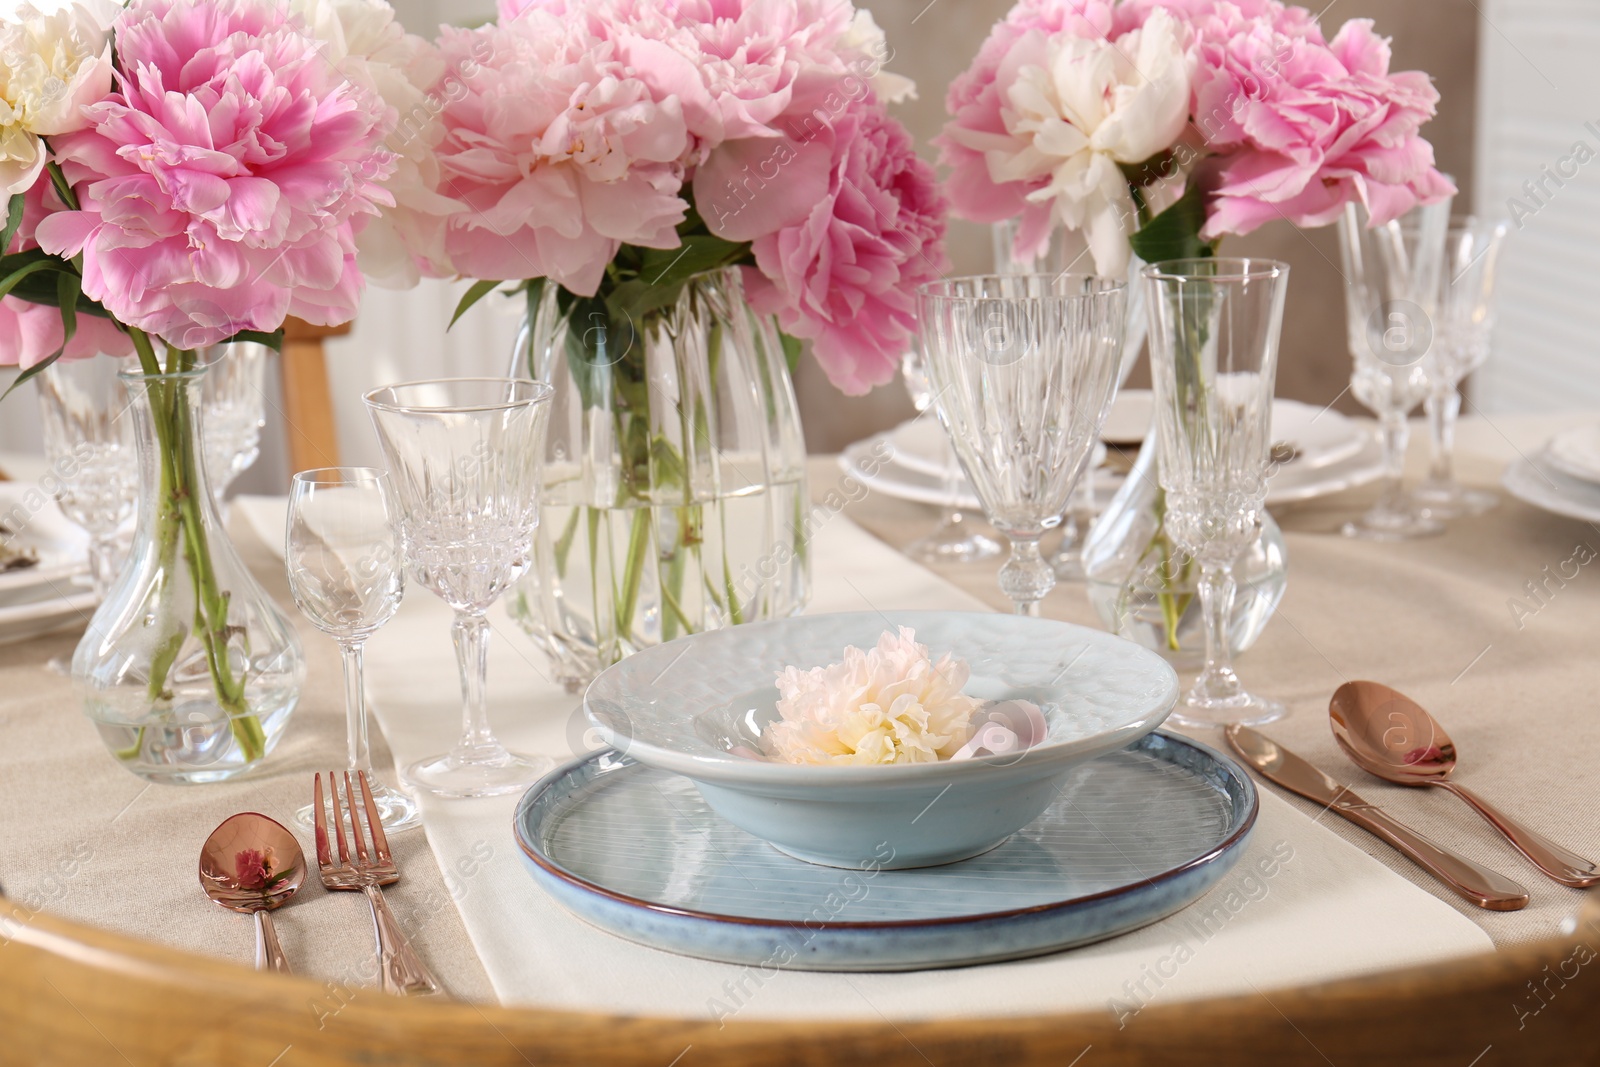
(508, 267), (810, 692)
(1083, 433), (1287, 670)
(74, 365), (304, 783)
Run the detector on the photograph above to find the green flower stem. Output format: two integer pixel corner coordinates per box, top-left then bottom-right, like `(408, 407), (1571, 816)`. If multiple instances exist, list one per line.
(128, 328), (264, 763)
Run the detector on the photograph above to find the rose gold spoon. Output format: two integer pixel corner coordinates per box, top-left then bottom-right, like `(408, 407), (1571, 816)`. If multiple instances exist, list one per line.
(1330, 681), (1599, 888)
(199, 813), (306, 973)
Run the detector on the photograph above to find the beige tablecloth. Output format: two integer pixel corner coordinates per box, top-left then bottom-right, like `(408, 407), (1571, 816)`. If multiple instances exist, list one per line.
(0, 414), (1595, 1012)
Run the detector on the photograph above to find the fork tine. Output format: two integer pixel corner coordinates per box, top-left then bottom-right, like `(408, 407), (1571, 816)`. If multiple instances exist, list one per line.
(313, 772), (332, 870)
(343, 771), (371, 866)
(358, 771), (392, 864)
(329, 771), (352, 867)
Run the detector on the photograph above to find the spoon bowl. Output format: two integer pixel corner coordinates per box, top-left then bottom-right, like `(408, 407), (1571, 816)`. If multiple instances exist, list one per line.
(1330, 681), (1599, 888)
(199, 812), (306, 972)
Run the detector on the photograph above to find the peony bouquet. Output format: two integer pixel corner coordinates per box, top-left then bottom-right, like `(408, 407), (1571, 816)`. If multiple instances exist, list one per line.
(0, 0), (423, 762)
(939, 0), (1455, 276)
(425, 0), (948, 396)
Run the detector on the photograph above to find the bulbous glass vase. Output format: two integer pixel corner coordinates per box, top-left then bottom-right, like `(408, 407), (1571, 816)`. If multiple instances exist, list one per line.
(508, 267), (810, 692)
(74, 365), (304, 783)
(1083, 434), (1288, 670)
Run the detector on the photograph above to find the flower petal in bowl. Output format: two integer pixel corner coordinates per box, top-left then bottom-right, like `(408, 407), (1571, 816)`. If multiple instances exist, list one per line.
(583, 611), (1179, 869)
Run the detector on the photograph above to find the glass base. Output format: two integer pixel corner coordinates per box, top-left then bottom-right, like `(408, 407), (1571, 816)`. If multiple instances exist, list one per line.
(904, 516), (1002, 565)
(297, 774), (421, 833)
(1169, 693), (1286, 728)
(1341, 507), (1443, 541)
(1412, 481), (1498, 518)
(403, 746), (553, 798)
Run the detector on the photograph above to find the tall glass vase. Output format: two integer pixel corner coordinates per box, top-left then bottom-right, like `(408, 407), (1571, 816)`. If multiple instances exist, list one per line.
(1083, 432), (1287, 669)
(74, 364), (304, 782)
(508, 267), (810, 692)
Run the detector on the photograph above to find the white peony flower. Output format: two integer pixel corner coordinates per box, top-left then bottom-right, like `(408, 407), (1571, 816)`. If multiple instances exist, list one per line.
(987, 8), (1193, 277)
(289, 0), (462, 287)
(0, 0), (117, 196)
(765, 627), (982, 765)
(841, 9), (917, 105)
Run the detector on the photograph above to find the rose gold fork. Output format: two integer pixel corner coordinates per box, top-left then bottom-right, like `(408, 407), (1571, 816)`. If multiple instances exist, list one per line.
(313, 770), (441, 996)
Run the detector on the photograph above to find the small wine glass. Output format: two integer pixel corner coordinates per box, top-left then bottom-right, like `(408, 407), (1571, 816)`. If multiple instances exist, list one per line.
(898, 347), (1002, 565)
(1145, 258), (1290, 727)
(1413, 216), (1510, 517)
(1336, 197), (1453, 540)
(35, 356), (139, 596)
(364, 378), (554, 798)
(919, 274), (1127, 615)
(285, 467), (418, 832)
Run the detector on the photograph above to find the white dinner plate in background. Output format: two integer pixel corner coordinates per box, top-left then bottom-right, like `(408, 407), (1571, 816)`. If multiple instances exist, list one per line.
(0, 483), (90, 602)
(1541, 424), (1600, 486)
(1503, 453), (1600, 524)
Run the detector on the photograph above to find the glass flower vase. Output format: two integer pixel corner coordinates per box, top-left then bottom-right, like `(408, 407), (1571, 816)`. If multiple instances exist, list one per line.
(508, 267), (810, 692)
(74, 365), (304, 783)
(1083, 434), (1287, 670)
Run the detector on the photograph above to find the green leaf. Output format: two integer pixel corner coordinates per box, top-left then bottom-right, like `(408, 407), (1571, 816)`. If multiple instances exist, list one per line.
(5, 270), (113, 318)
(44, 161), (79, 212)
(218, 328), (283, 351)
(52, 270), (77, 358)
(637, 235), (747, 288)
(0, 258), (61, 301)
(1128, 180), (1213, 266)
(449, 278), (502, 329)
(0, 351), (63, 401)
(0, 194), (22, 257)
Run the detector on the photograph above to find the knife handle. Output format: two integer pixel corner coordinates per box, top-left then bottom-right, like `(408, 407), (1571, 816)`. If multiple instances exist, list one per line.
(1335, 803), (1530, 911)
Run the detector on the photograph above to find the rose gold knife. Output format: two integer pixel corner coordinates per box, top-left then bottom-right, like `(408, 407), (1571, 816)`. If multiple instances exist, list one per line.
(1226, 725), (1529, 911)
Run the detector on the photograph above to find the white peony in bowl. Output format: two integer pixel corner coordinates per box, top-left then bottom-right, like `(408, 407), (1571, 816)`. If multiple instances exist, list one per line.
(583, 611), (1179, 869)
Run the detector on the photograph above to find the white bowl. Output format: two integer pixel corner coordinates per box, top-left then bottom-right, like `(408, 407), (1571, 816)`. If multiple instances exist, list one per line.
(583, 612), (1179, 869)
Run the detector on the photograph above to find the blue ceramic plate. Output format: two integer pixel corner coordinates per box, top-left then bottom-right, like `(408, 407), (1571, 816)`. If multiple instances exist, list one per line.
(513, 731), (1258, 972)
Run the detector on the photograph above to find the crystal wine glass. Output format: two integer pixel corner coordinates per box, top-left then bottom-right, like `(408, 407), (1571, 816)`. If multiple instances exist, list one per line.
(919, 274), (1127, 615)
(200, 341), (269, 512)
(898, 347), (1002, 565)
(1145, 258), (1289, 727)
(1412, 216), (1510, 517)
(35, 357), (138, 596)
(992, 219), (1148, 580)
(285, 467), (418, 831)
(364, 378), (554, 798)
(1336, 197), (1453, 540)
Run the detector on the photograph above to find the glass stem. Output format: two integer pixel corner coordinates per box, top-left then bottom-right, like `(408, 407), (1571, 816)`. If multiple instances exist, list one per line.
(1376, 409), (1410, 515)
(1194, 561), (1242, 702)
(87, 533), (119, 599)
(452, 611), (497, 755)
(340, 639), (371, 773)
(1000, 535), (1051, 617)
(1424, 385), (1461, 485)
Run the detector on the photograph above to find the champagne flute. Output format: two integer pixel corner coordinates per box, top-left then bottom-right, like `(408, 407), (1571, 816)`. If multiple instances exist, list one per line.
(1145, 258), (1289, 726)
(364, 378), (554, 798)
(898, 347), (1001, 564)
(285, 467), (418, 831)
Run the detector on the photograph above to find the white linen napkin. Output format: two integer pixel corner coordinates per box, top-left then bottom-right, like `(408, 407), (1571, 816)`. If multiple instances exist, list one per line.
(239, 497), (1492, 1018)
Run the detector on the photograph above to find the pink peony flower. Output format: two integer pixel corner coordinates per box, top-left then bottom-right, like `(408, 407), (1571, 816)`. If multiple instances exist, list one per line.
(0, 298), (133, 367)
(743, 95), (948, 395)
(425, 12), (690, 295)
(234, 847), (270, 891)
(1191, 15), (1455, 237)
(33, 0), (398, 350)
(936, 0), (1117, 257)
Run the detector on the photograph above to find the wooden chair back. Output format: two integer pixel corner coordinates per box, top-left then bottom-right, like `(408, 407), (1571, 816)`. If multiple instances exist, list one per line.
(2, 892), (1596, 1066)
(278, 317), (347, 475)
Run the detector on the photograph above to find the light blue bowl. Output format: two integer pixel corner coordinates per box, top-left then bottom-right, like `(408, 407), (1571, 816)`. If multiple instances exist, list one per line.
(584, 611), (1179, 869)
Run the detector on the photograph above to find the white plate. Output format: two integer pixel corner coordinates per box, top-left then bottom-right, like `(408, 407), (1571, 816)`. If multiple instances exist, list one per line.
(1542, 424), (1600, 486)
(1097, 391), (1366, 472)
(843, 436), (1119, 511)
(1503, 453), (1600, 523)
(0, 581), (98, 646)
(0, 483), (90, 602)
(846, 425), (1384, 511)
